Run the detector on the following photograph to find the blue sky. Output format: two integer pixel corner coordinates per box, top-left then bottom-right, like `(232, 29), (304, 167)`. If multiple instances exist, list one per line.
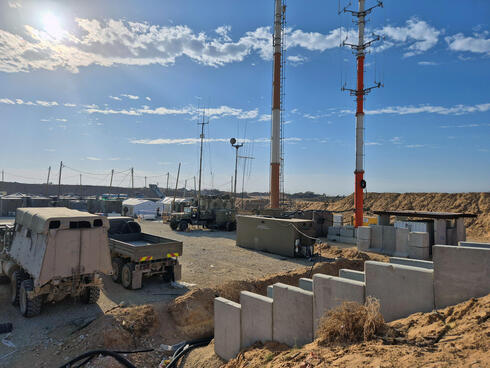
(0, 0), (489, 195)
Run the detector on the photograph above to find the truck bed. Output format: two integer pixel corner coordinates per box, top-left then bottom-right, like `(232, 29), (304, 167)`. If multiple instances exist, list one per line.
(109, 232), (183, 261)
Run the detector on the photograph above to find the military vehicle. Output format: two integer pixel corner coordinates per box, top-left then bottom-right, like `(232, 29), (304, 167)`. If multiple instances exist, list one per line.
(0, 208), (112, 317)
(108, 217), (182, 289)
(169, 195), (236, 231)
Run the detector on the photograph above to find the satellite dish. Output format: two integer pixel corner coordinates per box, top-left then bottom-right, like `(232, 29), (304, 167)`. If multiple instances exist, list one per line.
(230, 138), (236, 145)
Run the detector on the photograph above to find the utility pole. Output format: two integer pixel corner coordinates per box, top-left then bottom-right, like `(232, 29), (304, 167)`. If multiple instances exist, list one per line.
(166, 172), (170, 195)
(341, 0), (383, 227)
(109, 169), (114, 189)
(144, 176), (147, 188)
(57, 161), (63, 200)
(230, 138), (243, 207)
(46, 166), (51, 185)
(270, 0), (286, 209)
(172, 163), (181, 212)
(193, 176), (197, 199)
(183, 179), (187, 198)
(79, 174), (82, 198)
(197, 110), (209, 209)
(230, 176), (233, 197)
(131, 167), (134, 190)
(239, 155), (255, 209)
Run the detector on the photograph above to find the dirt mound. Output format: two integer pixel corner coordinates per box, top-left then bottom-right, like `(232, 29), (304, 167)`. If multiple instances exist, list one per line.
(296, 192), (490, 241)
(317, 297), (385, 345)
(168, 247), (385, 339)
(218, 293), (490, 368)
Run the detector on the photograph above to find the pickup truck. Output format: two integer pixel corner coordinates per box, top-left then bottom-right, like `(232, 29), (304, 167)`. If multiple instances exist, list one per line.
(108, 217), (183, 290)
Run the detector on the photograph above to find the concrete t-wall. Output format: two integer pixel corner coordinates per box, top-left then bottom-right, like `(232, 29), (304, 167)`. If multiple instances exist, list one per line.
(312, 274), (365, 332)
(240, 291), (273, 348)
(365, 261), (434, 322)
(214, 297), (241, 361)
(338, 269), (365, 282)
(433, 245), (490, 309)
(272, 283), (313, 347)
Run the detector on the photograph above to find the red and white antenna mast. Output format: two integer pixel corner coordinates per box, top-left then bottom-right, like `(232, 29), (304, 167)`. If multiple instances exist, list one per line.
(341, 0), (383, 227)
(270, 0), (286, 209)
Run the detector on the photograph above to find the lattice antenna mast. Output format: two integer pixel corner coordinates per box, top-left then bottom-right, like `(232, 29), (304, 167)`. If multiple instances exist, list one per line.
(270, 0), (286, 209)
(341, 0), (383, 227)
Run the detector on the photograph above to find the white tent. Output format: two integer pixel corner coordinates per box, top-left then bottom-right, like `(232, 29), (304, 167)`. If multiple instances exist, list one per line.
(160, 197), (192, 214)
(122, 198), (163, 219)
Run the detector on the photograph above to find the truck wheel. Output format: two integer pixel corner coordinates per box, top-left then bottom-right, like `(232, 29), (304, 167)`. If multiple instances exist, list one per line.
(161, 267), (175, 283)
(10, 270), (25, 306)
(121, 263), (134, 289)
(19, 279), (42, 317)
(111, 258), (124, 283)
(226, 222), (236, 231)
(178, 220), (188, 232)
(170, 221), (178, 230)
(81, 287), (100, 304)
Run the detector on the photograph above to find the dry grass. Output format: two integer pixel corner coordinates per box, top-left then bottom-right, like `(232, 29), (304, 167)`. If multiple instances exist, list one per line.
(316, 297), (385, 345)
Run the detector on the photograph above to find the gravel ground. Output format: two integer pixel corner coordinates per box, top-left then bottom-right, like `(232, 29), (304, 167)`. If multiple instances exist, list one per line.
(0, 220), (329, 367)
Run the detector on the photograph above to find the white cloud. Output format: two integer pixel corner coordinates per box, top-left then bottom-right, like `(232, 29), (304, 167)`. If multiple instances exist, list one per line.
(405, 144), (426, 148)
(258, 114), (271, 122)
(287, 54), (308, 66)
(366, 142), (382, 146)
(44, 148), (56, 152)
(390, 136), (402, 144)
(0, 98), (15, 104)
(64, 103), (77, 107)
(86, 156), (101, 161)
(445, 33), (490, 55)
(379, 18), (441, 57)
(440, 123), (489, 128)
(131, 136), (302, 145)
(121, 94), (139, 100)
(109, 95), (122, 101)
(0, 16), (445, 73)
(339, 102), (490, 116)
(36, 100), (58, 107)
(55, 118), (68, 122)
(8, 1), (21, 8)
(145, 96), (151, 101)
(418, 61), (438, 65)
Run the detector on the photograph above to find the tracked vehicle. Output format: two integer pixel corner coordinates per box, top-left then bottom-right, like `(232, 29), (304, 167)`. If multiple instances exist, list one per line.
(0, 208), (112, 317)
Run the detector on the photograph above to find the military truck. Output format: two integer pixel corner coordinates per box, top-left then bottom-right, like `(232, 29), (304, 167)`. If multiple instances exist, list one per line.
(169, 195), (236, 231)
(108, 217), (182, 289)
(0, 208), (112, 317)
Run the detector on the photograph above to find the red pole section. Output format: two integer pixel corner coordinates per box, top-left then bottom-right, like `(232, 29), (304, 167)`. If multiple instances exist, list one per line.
(356, 55), (364, 114)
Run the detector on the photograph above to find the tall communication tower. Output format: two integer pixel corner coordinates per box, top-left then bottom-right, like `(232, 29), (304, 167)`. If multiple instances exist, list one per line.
(341, 0), (383, 227)
(270, 0), (286, 209)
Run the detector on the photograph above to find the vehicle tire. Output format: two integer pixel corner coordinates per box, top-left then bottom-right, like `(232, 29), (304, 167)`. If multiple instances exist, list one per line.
(80, 287), (100, 304)
(111, 258), (124, 283)
(10, 270), (25, 306)
(226, 222), (236, 232)
(161, 267), (175, 283)
(169, 221), (178, 230)
(19, 279), (42, 317)
(178, 220), (188, 232)
(121, 263), (134, 289)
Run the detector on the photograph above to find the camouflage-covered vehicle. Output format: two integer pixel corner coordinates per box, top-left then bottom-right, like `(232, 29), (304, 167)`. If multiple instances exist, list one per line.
(169, 195), (236, 231)
(0, 208), (112, 317)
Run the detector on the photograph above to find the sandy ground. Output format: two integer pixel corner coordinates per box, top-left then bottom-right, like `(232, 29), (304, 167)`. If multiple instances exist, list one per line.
(0, 221), (331, 367)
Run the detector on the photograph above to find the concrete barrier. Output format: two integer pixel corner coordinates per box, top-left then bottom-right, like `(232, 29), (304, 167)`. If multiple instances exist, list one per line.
(214, 297), (241, 360)
(267, 285), (274, 298)
(240, 291), (273, 348)
(459, 241), (490, 249)
(365, 261), (434, 322)
(272, 283), (313, 347)
(408, 232), (430, 260)
(299, 278), (313, 292)
(312, 274), (365, 332)
(433, 245), (490, 309)
(382, 226), (396, 254)
(389, 257), (433, 270)
(357, 226), (371, 251)
(339, 236), (356, 244)
(339, 269), (365, 282)
(394, 227), (409, 257)
(340, 226), (355, 238)
(371, 225), (383, 250)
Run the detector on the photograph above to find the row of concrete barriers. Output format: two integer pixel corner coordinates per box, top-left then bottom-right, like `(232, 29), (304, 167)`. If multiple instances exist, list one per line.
(214, 243), (490, 360)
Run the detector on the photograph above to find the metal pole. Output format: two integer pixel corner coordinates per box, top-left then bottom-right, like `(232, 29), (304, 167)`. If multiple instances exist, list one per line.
(183, 179), (187, 198)
(145, 176), (147, 188)
(172, 163), (181, 212)
(270, 0), (284, 209)
(166, 172), (169, 194)
(197, 111), (208, 207)
(57, 161), (63, 199)
(193, 176), (197, 199)
(131, 168), (134, 190)
(46, 166), (51, 194)
(80, 174), (82, 198)
(109, 169), (114, 188)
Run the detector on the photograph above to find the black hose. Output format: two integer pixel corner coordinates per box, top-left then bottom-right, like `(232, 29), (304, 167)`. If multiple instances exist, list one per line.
(58, 350), (138, 368)
(70, 349), (153, 368)
(165, 337), (213, 368)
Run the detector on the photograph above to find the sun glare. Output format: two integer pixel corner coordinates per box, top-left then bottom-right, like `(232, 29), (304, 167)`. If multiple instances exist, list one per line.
(41, 12), (64, 38)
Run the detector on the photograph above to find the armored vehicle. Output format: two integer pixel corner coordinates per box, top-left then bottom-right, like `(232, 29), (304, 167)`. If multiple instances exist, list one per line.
(169, 195), (236, 231)
(108, 217), (183, 289)
(0, 208), (112, 317)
